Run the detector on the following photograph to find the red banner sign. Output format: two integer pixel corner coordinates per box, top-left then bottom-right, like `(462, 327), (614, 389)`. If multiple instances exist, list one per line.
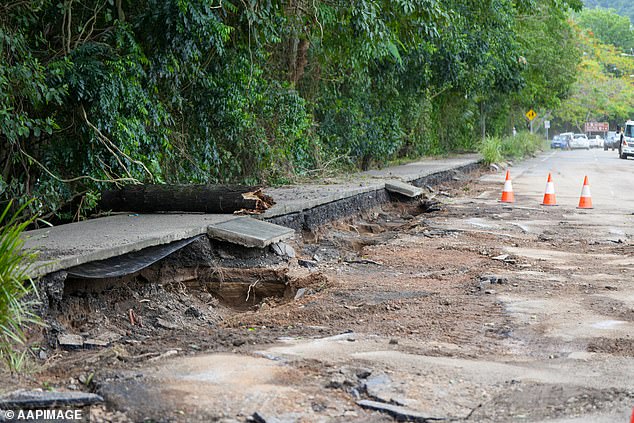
(584, 122), (609, 133)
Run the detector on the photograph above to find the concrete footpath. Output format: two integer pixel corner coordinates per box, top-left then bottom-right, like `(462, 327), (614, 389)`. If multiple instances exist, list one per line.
(21, 154), (480, 278)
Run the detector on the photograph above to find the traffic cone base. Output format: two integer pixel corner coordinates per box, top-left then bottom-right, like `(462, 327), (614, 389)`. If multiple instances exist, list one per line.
(542, 173), (557, 206)
(500, 170), (515, 203)
(578, 176), (593, 209)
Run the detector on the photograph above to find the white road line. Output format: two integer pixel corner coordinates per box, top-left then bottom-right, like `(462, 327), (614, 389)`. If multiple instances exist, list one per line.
(541, 152), (556, 162)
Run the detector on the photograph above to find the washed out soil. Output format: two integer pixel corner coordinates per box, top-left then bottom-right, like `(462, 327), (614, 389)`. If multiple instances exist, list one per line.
(4, 166), (633, 422)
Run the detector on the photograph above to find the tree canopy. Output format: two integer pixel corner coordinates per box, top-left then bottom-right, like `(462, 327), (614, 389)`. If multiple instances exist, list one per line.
(1, 0), (583, 220)
(576, 7), (634, 51)
(583, 0), (634, 24)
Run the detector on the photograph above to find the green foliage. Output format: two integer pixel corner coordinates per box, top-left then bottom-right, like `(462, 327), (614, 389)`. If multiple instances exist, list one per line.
(501, 132), (546, 159)
(479, 132), (543, 165)
(583, 0), (634, 25)
(479, 137), (503, 165)
(0, 0), (583, 220)
(554, 17), (634, 131)
(576, 7), (634, 50)
(0, 202), (41, 373)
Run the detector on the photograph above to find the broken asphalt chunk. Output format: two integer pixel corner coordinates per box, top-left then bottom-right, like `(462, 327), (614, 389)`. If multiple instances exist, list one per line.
(357, 399), (446, 422)
(0, 390), (104, 409)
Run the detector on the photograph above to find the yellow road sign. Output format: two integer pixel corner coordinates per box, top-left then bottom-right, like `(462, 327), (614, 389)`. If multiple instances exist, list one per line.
(525, 109), (537, 121)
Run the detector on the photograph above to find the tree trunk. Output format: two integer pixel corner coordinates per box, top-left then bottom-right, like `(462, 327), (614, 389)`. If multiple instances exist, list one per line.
(100, 185), (275, 214)
(480, 101), (487, 140)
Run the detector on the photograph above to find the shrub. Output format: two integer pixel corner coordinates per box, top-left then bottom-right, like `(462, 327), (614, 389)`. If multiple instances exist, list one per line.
(0, 202), (41, 372)
(479, 136), (503, 165)
(500, 131), (544, 159)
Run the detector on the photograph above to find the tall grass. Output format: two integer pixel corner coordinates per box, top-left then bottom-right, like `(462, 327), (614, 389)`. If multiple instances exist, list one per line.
(0, 202), (41, 372)
(479, 136), (503, 165)
(479, 131), (545, 165)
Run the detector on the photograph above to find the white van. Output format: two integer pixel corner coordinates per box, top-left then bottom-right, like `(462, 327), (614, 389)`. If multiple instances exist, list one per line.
(620, 121), (634, 159)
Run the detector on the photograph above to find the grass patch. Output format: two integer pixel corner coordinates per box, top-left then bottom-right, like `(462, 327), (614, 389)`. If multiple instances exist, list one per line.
(0, 202), (41, 373)
(480, 131), (545, 165)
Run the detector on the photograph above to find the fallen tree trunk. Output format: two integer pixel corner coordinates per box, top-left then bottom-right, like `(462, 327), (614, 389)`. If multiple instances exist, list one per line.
(100, 185), (275, 214)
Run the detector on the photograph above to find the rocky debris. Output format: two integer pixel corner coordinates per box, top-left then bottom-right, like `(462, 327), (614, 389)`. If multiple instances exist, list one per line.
(294, 288), (307, 301)
(298, 259), (318, 269)
(419, 197), (443, 213)
(57, 334), (84, 349)
(479, 274), (509, 291)
(357, 400), (445, 422)
(185, 306), (203, 318)
(492, 254), (515, 263)
(356, 223), (385, 234)
(250, 412), (303, 423)
(148, 350), (178, 362)
(362, 373), (418, 408)
(481, 275), (508, 284)
(0, 390), (103, 409)
(36, 271), (67, 316)
(84, 338), (110, 348)
(270, 242), (296, 259)
(156, 318), (181, 330)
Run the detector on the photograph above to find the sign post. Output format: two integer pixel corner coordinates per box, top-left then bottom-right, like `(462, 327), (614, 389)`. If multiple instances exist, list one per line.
(526, 109), (537, 134)
(544, 120), (550, 141)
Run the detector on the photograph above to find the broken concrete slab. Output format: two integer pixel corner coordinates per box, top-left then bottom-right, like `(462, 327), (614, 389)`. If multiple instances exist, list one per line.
(0, 390), (104, 409)
(262, 155), (480, 219)
(357, 399), (445, 422)
(207, 217), (294, 248)
(385, 180), (424, 198)
(57, 334), (84, 349)
(23, 214), (237, 278)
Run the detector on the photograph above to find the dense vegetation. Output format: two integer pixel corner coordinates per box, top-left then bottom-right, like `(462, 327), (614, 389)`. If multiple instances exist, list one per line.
(583, 0), (634, 25)
(0, 201), (40, 372)
(553, 7), (634, 132)
(1, 0), (583, 220)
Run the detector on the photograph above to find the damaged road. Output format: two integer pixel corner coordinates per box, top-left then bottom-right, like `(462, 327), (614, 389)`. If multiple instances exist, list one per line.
(5, 150), (634, 422)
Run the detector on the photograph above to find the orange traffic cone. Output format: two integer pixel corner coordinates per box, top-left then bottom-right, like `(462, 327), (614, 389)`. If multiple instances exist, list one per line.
(542, 173), (557, 206)
(500, 170), (515, 203)
(578, 176), (593, 209)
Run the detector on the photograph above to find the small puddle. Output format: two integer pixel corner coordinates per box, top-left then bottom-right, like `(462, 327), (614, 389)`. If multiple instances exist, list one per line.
(590, 320), (626, 330)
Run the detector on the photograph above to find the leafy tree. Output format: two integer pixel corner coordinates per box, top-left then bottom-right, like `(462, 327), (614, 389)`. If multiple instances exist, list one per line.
(554, 19), (634, 130)
(583, 0), (634, 24)
(0, 0), (586, 220)
(576, 7), (634, 51)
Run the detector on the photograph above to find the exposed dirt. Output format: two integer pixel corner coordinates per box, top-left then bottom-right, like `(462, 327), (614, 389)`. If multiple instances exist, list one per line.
(4, 167), (634, 422)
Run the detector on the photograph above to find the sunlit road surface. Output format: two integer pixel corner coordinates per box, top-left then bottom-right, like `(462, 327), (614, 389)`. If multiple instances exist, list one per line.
(486, 148), (634, 212)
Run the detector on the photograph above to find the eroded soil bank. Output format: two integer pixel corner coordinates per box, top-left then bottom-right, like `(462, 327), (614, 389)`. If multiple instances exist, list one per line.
(5, 166), (634, 422)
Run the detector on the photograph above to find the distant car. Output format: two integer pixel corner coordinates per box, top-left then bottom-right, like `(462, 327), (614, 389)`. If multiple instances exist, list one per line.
(589, 135), (604, 148)
(559, 132), (574, 150)
(605, 131), (617, 151)
(570, 133), (590, 150)
(550, 135), (567, 149)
